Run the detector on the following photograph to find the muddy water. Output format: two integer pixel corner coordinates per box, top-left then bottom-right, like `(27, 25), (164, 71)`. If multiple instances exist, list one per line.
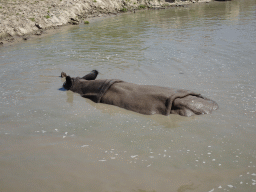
(1, 1), (256, 191)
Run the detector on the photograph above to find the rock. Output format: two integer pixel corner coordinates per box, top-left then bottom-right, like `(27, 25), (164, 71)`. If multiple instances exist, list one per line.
(0, 0), (212, 46)
(23, 36), (29, 40)
(7, 37), (15, 42)
(35, 23), (43, 29)
(35, 30), (43, 36)
(69, 18), (80, 25)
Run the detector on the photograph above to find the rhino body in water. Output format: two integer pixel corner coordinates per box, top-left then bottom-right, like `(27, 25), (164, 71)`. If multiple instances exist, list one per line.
(61, 70), (218, 117)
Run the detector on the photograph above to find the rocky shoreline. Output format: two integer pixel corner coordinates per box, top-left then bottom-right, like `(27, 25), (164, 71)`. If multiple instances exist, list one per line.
(0, 0), (211, 46)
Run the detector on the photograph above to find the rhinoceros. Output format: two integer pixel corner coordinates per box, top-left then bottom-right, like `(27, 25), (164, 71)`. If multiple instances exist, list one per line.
(61, 70), (218, 117)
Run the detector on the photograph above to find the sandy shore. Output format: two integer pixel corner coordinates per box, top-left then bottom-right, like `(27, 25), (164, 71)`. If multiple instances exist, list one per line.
(0, 0), (211, 46)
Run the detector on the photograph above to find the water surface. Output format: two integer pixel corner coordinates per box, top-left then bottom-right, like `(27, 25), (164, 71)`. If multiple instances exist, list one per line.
(1, 0), (256, 191)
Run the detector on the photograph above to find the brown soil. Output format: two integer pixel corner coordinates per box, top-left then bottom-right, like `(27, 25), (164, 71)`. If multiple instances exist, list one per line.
(0, 0), (211, 47)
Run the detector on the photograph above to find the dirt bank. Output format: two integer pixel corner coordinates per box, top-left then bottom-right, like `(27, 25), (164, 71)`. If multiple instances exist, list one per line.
(0, 0), (211, 46)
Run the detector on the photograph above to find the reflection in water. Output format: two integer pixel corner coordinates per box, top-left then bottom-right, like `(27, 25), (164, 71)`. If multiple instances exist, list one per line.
(0, 0), (256, 191)
(66, 90), (74, 104)
(84, 94), (186, 129)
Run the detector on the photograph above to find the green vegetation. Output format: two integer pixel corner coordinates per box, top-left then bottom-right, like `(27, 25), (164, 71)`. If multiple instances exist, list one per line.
(138, 4), (146, 9)
(93, 0), (97, 2)
(29, 18), (35, 22)
(44, 15), (50, 19)
(120, 7), (127, 12)
(84, 21), (89, 24)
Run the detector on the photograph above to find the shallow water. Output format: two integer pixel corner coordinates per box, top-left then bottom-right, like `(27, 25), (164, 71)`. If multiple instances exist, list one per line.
(1, 0), (256, 191)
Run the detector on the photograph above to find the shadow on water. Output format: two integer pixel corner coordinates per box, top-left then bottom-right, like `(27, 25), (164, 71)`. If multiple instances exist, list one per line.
(58, 87), (66, 91)
(59, 86), (74, 104)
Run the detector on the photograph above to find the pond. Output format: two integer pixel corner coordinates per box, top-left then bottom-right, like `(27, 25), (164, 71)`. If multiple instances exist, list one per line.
(0, 0), (256, 191)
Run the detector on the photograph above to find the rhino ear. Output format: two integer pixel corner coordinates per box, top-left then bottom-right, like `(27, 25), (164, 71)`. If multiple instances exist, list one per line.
(63, 76), (72, 90)
(61, 72), (67, 78)
(82, 70), (99, 80)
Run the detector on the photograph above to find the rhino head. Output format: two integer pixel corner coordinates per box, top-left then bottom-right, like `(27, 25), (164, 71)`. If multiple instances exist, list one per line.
(62, 70), (99, 90)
